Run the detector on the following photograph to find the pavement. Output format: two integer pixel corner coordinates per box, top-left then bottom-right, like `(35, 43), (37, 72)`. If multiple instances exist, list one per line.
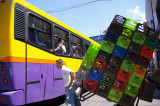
(27, 89), (160, 106)
(59, 89), (160, 106)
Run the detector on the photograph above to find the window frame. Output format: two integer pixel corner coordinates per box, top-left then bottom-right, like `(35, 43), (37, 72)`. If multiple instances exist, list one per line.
(53, 25), (70, 56)
(27, 12), (53, 52)
(69, 33), (83, 58)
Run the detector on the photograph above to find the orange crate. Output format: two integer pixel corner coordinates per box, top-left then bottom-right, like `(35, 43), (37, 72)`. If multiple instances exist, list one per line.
(92, 59), (107, 72)
(132, 65), (147, 78)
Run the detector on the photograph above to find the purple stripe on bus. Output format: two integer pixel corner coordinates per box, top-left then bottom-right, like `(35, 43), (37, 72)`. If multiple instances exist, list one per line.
(0, 62), (65, 105)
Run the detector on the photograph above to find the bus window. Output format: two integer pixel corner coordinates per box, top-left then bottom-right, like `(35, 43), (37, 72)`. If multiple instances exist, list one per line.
(54, 27), (69, 56)
(70, 34), (82, 58)
(28, 14), (52, 49)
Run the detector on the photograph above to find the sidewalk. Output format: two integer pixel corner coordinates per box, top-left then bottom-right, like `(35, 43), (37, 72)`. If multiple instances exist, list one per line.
(60, 89), (160, 106)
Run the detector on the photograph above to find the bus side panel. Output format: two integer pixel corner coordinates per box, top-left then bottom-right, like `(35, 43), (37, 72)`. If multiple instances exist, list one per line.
(0, 1), (11, 57)
(26, 63), (44, 104)
(44, 64), (65, 100)
(11, 62), (25, 90)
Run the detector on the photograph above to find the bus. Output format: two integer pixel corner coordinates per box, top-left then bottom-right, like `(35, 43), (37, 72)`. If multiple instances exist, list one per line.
(0, 0), (99, 105)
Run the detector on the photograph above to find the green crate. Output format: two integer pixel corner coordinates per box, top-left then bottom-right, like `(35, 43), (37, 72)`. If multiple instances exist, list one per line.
(81, 54), (95, 69)
(99, 73), (115, 87)
(132, 32), (146, 45)
(86, 43), (101, 58)
(124, 84), (139, 98)
(116, 36), (131, 49)
(121, 27), (134, 38)
(107, 88), (123, 103)
(128, 74), (143, 88)
(144, 37), (157, 50)
(123, 18), (138, 31)
(101, 40), (115, 54)
(120, 60), (135, 73)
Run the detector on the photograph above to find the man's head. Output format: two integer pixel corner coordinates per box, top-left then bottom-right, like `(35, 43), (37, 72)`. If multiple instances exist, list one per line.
(60, 39), (64, 44)
(56, 59), (63, 68)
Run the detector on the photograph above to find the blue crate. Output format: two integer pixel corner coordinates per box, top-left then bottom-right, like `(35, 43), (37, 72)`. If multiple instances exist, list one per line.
(88, 68), (103, 82)
(112, 45), (127, 59)
(104, 31), (119, 44)
(76, 66), (90, 81)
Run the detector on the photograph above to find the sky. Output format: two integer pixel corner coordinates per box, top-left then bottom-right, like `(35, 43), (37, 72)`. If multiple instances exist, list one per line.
(25, 0), (145, 37)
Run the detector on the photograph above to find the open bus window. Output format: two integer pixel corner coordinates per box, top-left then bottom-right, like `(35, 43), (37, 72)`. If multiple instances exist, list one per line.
(70, 34), (83, 58)
(28, 14), (52, 50)
(54, 27), (69, 56)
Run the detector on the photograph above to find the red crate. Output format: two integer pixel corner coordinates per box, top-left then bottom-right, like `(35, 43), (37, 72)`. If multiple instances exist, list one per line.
(83, 78), (99, 92)
(92, 59), (107, 72)
(140, 46), (154, 60)
(112, 79), (127, 92)
(116, 69), (131, 83)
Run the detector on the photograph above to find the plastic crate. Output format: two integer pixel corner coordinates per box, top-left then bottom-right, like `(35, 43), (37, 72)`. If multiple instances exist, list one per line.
(124, 50), (139, 63)
(112, 15), (126, 26)
(132, 65), (147, 78)
(123, 18), (138, 31)
(140, 79), (157, 102)
(112, 45), (127, 59)
(104, 64), (120, 78)
(108, 54), (123, 67)
(112, 79), (127, 92)
(96, 83), (111, 98)
(136, 23), (149, 35)
(144, 36), (157, 50)
(132, 32), (146, 45)
(99, 73), (115, 87)
(148, 69), (160, 87)
(88, 68), (103, 82)
(116, 36), (131, 49)
(107, 88), (123, 103)
(86, 43), (101, 58)
(119, 94), (136, 106)
(81, 54), (95, 69)
(128, 74), (143, 88)
(92, 59), (107, 72)
(77, 66), (90, 81)
(140, 46), (154, 60)
(121, 27), (134, 39)
(116, 69), (131, 83)
(96, 50), (111, 63)
(101, 40), (115, 54)
(104, 31), (119, 44)
(124, 83), (139, 98)
(137, 56), (150, 68)
(120, 59), (135, 73)
(128, 41), (143, 55)
(148, 28), (159, 39)
(83, 78), (99, 92)
(107, 23), (123, 35)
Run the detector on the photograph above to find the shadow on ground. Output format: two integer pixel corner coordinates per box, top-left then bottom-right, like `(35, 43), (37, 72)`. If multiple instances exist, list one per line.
(25, 95), (66, 106)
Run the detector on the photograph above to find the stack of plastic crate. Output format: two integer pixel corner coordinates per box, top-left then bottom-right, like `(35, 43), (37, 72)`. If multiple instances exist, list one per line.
(76, 15), (158, 105)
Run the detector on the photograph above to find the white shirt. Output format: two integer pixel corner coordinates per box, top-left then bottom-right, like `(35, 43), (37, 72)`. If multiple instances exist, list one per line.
(59, 44), (66, 53)
(62, 65), (73, 87)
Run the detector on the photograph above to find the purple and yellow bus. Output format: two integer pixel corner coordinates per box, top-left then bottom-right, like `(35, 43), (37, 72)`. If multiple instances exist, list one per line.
(0, 0), (99, 105)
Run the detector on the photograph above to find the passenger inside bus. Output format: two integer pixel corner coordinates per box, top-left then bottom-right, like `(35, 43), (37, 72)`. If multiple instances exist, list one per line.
(54, 39), (67, 54)
(70, 43), (80, 57)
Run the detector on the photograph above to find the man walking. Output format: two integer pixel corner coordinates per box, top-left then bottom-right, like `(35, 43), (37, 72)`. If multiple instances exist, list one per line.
(56, 59), (81, 106)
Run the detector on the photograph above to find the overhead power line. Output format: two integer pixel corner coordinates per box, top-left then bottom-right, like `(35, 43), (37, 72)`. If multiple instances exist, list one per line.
(46, 0), (111, 13)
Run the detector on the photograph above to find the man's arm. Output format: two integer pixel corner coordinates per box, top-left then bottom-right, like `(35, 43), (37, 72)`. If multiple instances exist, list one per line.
(68, 71), (76, 87)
